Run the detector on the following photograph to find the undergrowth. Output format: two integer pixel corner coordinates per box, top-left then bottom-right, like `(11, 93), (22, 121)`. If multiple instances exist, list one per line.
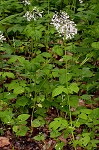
(0, 0), (99, 149)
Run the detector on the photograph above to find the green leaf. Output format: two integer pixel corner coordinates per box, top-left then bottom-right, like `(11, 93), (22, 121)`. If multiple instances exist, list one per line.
(1, 43), (14, 54)
(31, 116), (45, 127)
(33, 134), (45, 141)
(91, 42), (99, 49)
(0, 14), (20, 24)
(55, 142), (64, 150)
(31, 119), (41, 127)
(8, 55), (19, 64)
(52, 86), (68, 97)
(13, 86), (24, 95)
(16, 96), (29, 107)
(79, 113), (88, 120)
(80, 109), (92, 114)
(82, 68), (93, 77)
(63, 55), (72, 61)
(42, 52), (52, 58)
(0, 110), (14, 125)
(81, 94), (91, 100)
(69, 83), (79, 93)
(93, 120), (99, 125)
(13, 126), (18, 133)
(52, 86), (64, 97)
(52, 45), (63, 56)
(17, 114), (30, 121)
(75, 121), (80, 127)
(17, 56), (25, 64)
(3, 92), (17, 100)
(70, 96), (79, 108)
(13, 125), (29, 136)
(52, 69), (59, 78)
(8, 81), (19, 91)
(77, 8), (85, 11)
(50, 130), (61, 138)
(49, 119), (61, 130)
(2, 72), (15, 79)
(49, 117), (68, 130)
(90, 108), (99, 119)
(82, 136), (90, 147)
(91, 140), (99, 147)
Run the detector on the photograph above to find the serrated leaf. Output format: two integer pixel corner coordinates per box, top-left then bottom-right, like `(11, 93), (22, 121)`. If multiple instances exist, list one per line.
(0, 14), (19, 24)
(82, 67), (93, 77)
(80, 109), (92, 114)
(52, 86), (68, 97)
(79, 113), (88, 120)
(49, 117), (68, 130)
(69, 83), (79, 93)
(49, 120), (58, 129)
(8, 81), (19, 91)
(52, 45), (63, 56)
(82, 136), (90, 146)
(8, 55), (19, 64)
(63, 55), (72, 61)
(52, 86), (64, 97)
(70, 96), (79, 108)
(42, 52), (52, 58)
(50, 130), (61, 138)
(91, 108), (99, 119)
(13, 86), (24, 94)
(75, 121), (80, 127)
(16, 96), (28, 106)
(2, 72), (15, 79)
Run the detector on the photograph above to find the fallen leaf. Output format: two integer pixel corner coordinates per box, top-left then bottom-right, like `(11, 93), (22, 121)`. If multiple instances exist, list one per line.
(0, 137), (10, 148)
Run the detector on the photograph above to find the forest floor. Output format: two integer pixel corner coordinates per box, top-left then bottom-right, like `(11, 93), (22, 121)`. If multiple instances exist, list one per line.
(0, 96), (99, 150)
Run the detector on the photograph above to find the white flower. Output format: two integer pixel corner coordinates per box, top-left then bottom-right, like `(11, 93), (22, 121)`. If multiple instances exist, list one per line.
(79, 0), (83, 4)
(23, 7), (43, 21)
(23, 11), (33, 21)
(51, 11), (77, 40)
(22, 0), (30, 6)
(0, 31), (6, 43)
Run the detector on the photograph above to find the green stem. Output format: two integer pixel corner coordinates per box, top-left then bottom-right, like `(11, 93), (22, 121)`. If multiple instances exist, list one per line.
(46, 0), (50, 50)
(31, 73), (37, 126)
(1, 52), (4, 99)
(65, 50), (76, 150)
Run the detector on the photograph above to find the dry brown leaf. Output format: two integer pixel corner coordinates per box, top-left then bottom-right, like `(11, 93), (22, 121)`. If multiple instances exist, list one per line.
(0, 137), (10, 148)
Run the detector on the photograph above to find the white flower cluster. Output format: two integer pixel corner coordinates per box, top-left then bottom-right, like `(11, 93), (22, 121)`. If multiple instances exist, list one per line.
(0, 31), (6, 43)
(79, 0), (83, 4)
(23, 7), (43, 21)
(22, 0), (30, 6)
(51, 11), (77, 40)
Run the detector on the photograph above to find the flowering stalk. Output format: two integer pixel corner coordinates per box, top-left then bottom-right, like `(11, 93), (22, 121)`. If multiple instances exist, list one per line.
(51, 9), (77, 149)
(0, 31), (6, 43)
(22, 0), (30, 6)
(23, 7), (43, 21)
(51, 11), (77, 40)
(79, 0), (83, 4)
(0, 31), (6, 100)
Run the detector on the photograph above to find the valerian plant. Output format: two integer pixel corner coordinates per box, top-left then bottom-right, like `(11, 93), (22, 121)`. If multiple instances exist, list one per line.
(0, 0), (99, 150)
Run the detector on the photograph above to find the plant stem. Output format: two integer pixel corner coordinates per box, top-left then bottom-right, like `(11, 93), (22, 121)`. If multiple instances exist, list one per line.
(31, 73), (37, 126)
(46, 0), (50, 50)
(65, 49), (76, 150)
